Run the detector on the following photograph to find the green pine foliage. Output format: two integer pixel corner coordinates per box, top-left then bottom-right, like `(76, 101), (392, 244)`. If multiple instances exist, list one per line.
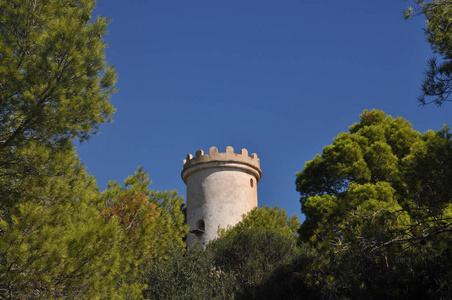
(208, 228), (299, 299)
(0, 1), (188, 298)
(0, 0), (116, 148)
(207, 208), (300, 299)
(218, 206), (300, 240)
(248, 243), (317, 300)
(295, 109), (452, 298)
(0, 0), (123, 297)
(143, 242), (230, 300)
(0, 144), (128, 298)
(102, 167), (188, 275)
(142, 207), (301, 300)
(0, 156), (189, 298)
(405, 0), (452, 105)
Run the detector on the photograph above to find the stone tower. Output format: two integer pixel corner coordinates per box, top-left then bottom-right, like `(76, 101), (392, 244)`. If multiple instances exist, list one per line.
(181, 146), (262, 246)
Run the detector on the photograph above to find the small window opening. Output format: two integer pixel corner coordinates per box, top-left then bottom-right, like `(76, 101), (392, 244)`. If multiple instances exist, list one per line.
(197, 219), (205, 231)
(190, 219), (205, 237)
(250, 178), (254, 188)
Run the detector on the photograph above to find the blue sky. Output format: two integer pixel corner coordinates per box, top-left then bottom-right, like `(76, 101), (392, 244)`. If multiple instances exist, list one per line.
(77, 0), (452, 221)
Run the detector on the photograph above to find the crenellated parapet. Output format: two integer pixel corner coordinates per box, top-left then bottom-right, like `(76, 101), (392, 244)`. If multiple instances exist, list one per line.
(181, 146), (262, 183)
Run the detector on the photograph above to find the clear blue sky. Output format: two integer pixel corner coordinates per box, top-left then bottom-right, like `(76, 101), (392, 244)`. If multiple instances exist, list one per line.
(77, 0), (452, 222)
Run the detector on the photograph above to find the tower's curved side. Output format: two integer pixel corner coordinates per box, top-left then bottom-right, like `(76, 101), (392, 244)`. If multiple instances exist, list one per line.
(181, 146), (262, 246)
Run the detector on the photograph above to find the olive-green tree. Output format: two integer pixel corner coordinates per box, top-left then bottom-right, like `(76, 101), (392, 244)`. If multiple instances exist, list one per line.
(143, 242), (230, 300)
(0, 0), (116, 149)
(296, 110), (452, 298)
(0, 144), (133, 299)
(208, 207), (300, 299)
(143, 207), (300, 300)
(0, 0), (139, 298)
(218, 206), (300, 240)
(102, 167), (188, 273)
(248, 243), (318, 300)
(209, 228), (299, 300)
(0, 0), (117, 216)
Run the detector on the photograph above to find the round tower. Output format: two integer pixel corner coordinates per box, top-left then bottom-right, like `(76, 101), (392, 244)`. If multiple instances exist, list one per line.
(181, 146), (262, 246)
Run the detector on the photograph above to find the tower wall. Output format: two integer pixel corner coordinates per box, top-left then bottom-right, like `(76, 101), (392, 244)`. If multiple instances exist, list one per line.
(182, 146), (262, 246)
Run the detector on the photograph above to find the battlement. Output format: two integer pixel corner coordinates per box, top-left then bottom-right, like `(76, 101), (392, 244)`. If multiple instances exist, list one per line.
(181, 146), (262, 183)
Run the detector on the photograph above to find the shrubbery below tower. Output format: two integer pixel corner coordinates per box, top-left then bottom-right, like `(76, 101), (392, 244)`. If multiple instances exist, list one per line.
(182, 146), (262, 246)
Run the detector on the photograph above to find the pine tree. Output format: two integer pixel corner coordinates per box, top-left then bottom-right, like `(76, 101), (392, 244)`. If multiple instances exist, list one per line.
(0, 144), (133, 298)
(0, 0), (116, 149)
(405, 1), (452, 105)
(295, 110), (452, 298)
(0, 0), (127, 298)
(102, 167), (188, 270)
